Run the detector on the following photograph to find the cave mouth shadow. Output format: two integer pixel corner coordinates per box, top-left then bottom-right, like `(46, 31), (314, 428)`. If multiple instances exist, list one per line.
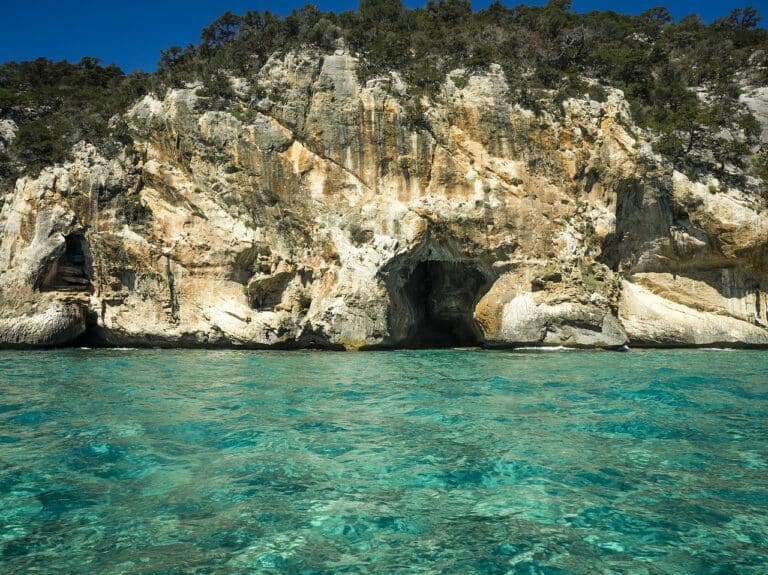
(383, 257), (494, 349)
(39, 233), (93, 293)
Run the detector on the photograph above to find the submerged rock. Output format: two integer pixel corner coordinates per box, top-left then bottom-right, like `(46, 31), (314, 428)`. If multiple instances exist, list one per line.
(0, 51), (766, 349)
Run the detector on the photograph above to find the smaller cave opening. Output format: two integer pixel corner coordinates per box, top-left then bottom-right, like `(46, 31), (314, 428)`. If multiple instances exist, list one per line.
(70, 308), (108, 348)
(396, 260), (492, 348)
(40, 233), (93, 293)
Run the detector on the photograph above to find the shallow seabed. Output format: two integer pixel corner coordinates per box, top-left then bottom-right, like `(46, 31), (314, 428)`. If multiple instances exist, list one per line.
(0, 348), (766, 574)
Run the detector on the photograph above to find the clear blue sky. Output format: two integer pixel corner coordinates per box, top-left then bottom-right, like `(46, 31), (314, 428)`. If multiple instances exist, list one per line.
(1, 1), (766, 73)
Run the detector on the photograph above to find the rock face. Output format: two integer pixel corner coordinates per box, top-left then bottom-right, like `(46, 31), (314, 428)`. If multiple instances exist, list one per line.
(1, 50), (767, 349)
(741, 85), (768, 142)
(0, 119), (16, 151)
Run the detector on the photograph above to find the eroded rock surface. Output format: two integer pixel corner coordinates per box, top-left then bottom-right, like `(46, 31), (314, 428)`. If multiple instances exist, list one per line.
(1, 51), (766, 348)
(0, 119), (17, 152)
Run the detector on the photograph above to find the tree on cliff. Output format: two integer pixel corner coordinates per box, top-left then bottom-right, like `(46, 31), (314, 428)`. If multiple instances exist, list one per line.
(0, 58), (150, 188)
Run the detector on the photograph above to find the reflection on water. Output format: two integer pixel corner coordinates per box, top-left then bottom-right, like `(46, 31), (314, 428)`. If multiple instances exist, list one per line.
(0, 349), (767, 574)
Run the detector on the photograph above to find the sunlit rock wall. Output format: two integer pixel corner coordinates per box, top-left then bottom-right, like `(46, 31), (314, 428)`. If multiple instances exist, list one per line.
(1, 50), (767, 348)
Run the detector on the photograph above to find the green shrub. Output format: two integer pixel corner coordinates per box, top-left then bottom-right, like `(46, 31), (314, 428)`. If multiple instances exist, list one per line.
(451, 74), (469, 89)
(115, 193), (152, 227)
(588, 84), (608, 103)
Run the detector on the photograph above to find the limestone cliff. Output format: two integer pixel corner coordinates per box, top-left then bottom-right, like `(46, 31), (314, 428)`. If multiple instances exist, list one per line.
(1, 50), (767, 349)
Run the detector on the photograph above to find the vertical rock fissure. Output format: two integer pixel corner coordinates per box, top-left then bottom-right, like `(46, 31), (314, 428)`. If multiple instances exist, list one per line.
(755, 287), (763, 324)
(165, 256), (180, 324)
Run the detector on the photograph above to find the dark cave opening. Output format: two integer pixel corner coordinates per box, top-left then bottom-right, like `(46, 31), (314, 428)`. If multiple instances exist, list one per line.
(41, 233), (93, 292)
(398, 260), (491, 348)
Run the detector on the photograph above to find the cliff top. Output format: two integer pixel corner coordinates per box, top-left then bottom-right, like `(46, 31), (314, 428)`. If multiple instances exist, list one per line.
(1, 1), (767, 202)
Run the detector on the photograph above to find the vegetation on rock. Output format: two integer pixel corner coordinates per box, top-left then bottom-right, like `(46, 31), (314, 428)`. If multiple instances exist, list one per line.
(1, 1), (766, 195)
(0, 58), (150, 181)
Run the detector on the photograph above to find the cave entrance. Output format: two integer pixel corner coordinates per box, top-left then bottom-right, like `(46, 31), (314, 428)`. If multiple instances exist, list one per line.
(41, 233), (93, 292)
(388, 259), (493, 348)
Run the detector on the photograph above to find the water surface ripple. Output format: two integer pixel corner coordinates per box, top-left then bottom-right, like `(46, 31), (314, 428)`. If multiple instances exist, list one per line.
(0, 349), (766, 574)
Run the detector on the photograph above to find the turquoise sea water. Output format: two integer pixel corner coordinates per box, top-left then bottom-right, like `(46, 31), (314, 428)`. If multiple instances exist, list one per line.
(0, 349), (767, 574)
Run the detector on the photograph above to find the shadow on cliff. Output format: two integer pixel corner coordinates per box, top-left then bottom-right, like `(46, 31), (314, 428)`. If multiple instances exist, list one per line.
(600, 176), (768, 328)
(38, 233), (94, 293)
(370, 233), (496, 349)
